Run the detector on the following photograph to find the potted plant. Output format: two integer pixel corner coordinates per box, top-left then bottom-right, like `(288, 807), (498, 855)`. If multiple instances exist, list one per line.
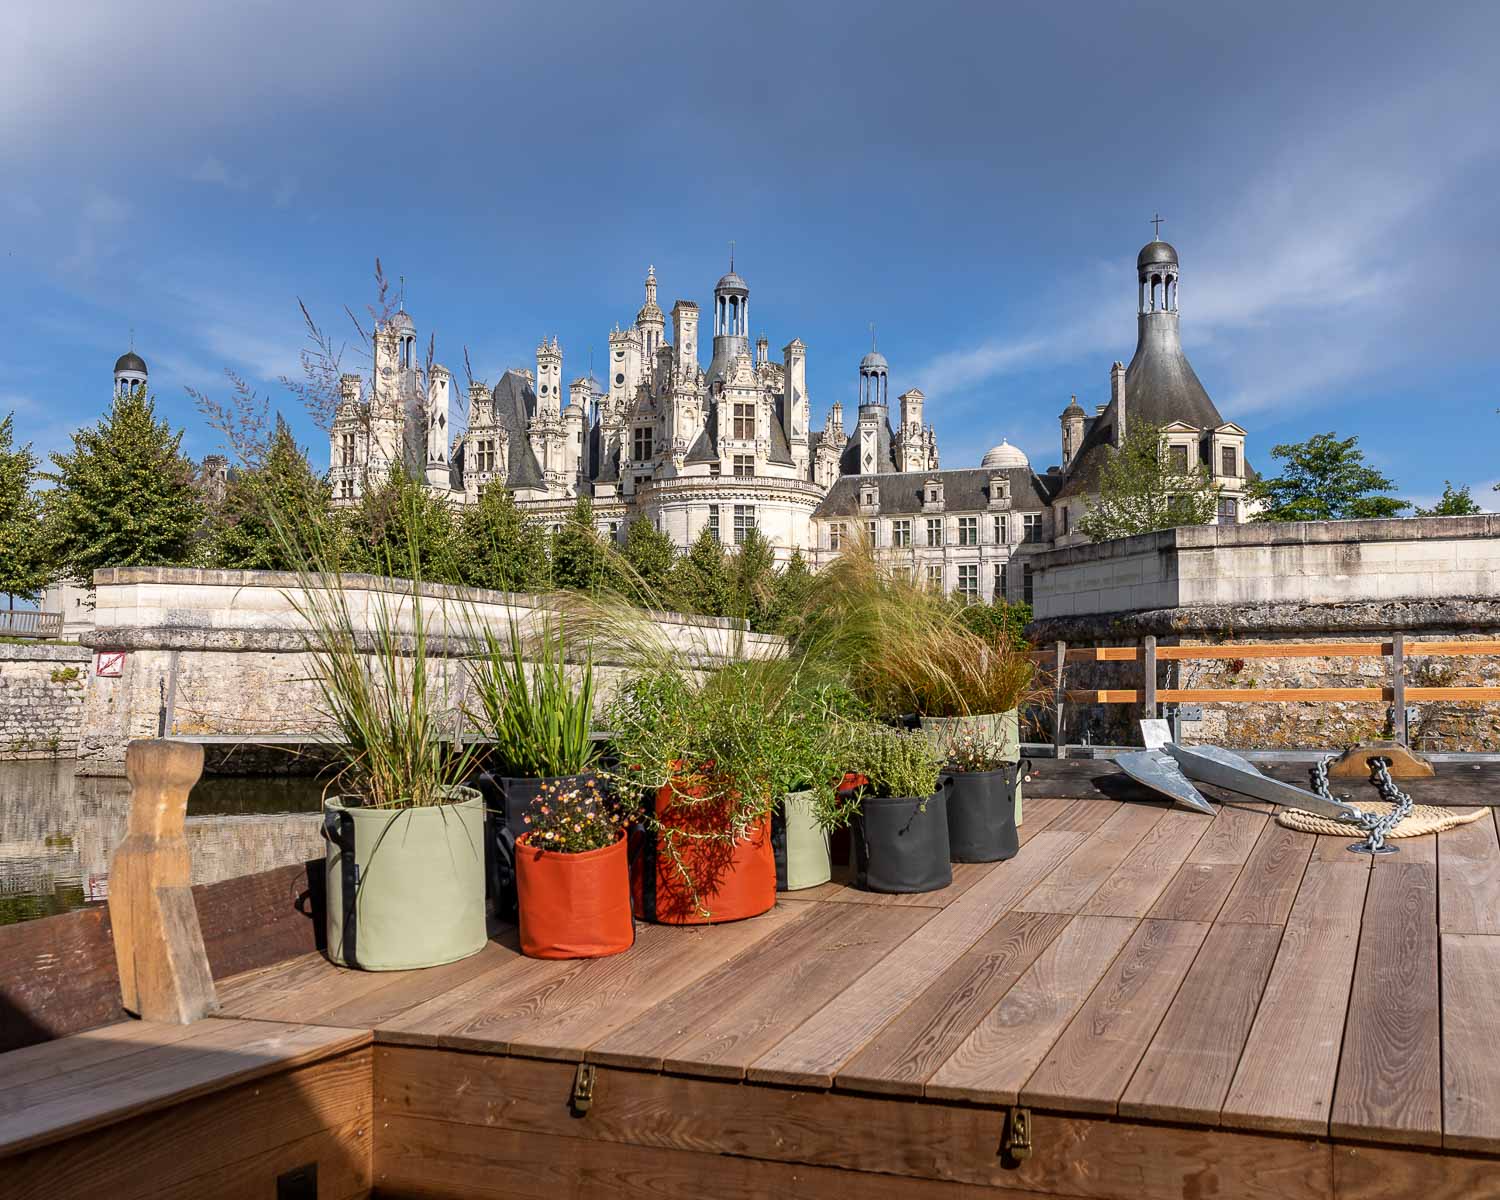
(512, 775), (637, 958)
(844, 723), (951, 894)
(467, 615), (601, 917)
(771, 685), (862, 892)
(941, 728), (1032, 863)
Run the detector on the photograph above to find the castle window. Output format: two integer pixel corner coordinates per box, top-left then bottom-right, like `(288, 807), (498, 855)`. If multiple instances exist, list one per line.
(1023, 563), (1034, 604)
(1022, 512), (1042, 543)
(1217, 497), (1238, 525)
(926, 517), (943, 547)
(994, 514), (1009, 544)
(614, 373), (625, 386)
(995, 562), (1008, 599)
(925, 563), (943, 591)
(633, 427), (653, 462)
(866, 519), (878, 546)
(340, 433), (355, 467)
(1169, 444), (1190, 474)
(892, 518), (911, 548)
(733, 454), (754, 478)
(1060, 506), (1070, 535)
(733, 403), (755, 439)
(958, 516), (977, 546)
(1221, 445), (1237, 477)
(829, 522), (845, 551)
(709, 507), (720, 542)
(957, 564), (978, 601)
(733, 504), (755, 544)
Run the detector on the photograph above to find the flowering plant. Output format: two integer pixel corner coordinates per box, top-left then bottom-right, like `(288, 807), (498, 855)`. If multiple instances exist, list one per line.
(519, 776), (637, 854)
(941, 729), (1010, 773)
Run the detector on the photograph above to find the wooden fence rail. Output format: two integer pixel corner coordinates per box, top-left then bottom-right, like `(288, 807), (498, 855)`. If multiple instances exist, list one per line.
(1030, 636), (1500, 758)
(0, 610), (63, 638)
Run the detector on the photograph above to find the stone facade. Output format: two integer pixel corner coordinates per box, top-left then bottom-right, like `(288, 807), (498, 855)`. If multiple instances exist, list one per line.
(0, 644), (92, 760)
(1028, 517), (1500, 752)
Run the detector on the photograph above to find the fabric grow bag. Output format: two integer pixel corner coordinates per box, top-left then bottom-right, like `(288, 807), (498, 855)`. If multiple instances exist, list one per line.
(472, 771), (590, 919)
(944, 759), (1031, 863)
(631, 782), (776, 925)
(854, 787), (952, 894)
(514, 830), (634, 959)
(322, 787), (487, 971)
(920, 710), (1024, 822)
(772, 790), (832, 891)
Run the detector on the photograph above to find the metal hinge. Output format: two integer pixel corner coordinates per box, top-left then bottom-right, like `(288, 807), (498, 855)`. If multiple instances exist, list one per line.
(570, 1063), (597, 1116)
(1003, 1106), (1032, 1164)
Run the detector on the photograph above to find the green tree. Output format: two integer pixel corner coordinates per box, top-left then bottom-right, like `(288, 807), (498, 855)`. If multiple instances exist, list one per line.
(669, 526), (731, 616)
(202, 416), (333, 570)
(764, 547), (816, 638)
(42, 388), (205, 586)
(456, 483), (552, 592)
(1076, 421), (1219, 542)
(618, 517), (678, 601)
(1249, 432), (1408, 521)
(1413, 481), (1483, 517)
(342, 464), (461, 583)
(550, 496), (608, 593)
(727, 526), (777, 630)
(0, 414), (50, 606)
(957, 598), (1033, 645)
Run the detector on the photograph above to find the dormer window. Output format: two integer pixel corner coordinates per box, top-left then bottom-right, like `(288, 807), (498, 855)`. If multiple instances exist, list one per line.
(860, 483), (878, 509)
(922, 478), (945, 510)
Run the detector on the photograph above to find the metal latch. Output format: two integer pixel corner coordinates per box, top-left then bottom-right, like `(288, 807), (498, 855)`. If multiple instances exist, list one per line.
(1003, 1106), (1032, 1163)
(570, 1063), (597, 1116)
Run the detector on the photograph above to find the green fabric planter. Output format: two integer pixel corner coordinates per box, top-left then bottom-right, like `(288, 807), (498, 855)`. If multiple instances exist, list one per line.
(919, 710), (1023, 823)
(779, 790), (832, 891)
(323, 786), (488, 971)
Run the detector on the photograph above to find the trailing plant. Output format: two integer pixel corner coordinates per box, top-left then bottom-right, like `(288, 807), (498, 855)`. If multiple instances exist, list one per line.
(466, 614), (600, 779)
(843, 723), (943, 806)
(518, 775), (636, 854)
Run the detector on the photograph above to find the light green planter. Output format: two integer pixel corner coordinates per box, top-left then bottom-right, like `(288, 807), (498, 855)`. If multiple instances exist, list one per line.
(919, 710), (1024, 823)
(323, 787), (487, 971)
(779, 790), (832, 891)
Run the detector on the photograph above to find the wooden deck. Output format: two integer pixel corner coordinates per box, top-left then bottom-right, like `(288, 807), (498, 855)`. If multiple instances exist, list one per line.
(6, 791), (1500, 1198)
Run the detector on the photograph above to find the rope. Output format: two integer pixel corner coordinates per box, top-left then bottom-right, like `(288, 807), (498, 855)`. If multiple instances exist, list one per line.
(1277, 802), (1485, 838)
(1306, 755), (1417, 854)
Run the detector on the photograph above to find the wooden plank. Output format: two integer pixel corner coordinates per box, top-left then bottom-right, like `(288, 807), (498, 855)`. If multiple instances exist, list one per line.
(1219, 819), (1314, 925)
(1016, 804), (1167, 914)
(1222, 862), (1369, 1135)
(1187, 803), (1268, 865)
(1119, 922), (1283, 1125)
(377, 1046), (1334, 1200)
(1022, 917), (1210, 1114)
(1080, 808), (1214, 918)
(1158, 688), (1387, 703)
(1406, 686), (1500, 701)
(925, 914), (1138, 1104)
(817, 858), (995, 908)
(746, 830), (1086, 1087)
(1157, 642), (1388, 660)
(1439, 931), (1500, 1153)
(381, 903), (810, 1061)
(1437, 810), (1500, 934)
(1065, 689), (1141, 704)
(1046, 799), (1118, 835)
(0, 1018), (369, 1157)
(1330, 863), (1441, 1146)
(1334, 1143), (1500, 1200)
(836, 911), (1072, 1097)
(587, 903), (932, 1077)
(215, 950), (397, 1021)
(2, 1048), (371, 1200)
(1145, 862), (1240, 922)
(0, 905), (120, 1056)
(0, 1020), (206, 1092)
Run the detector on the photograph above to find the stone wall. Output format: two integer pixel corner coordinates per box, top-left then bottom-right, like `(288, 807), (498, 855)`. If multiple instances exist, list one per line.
(1027, 517), (1500, 753)
(76, 567), (779, 775)
(0, 644), (92, 760)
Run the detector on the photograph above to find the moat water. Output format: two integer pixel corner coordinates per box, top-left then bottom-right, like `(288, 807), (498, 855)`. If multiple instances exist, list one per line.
(0, 760), (325, 926)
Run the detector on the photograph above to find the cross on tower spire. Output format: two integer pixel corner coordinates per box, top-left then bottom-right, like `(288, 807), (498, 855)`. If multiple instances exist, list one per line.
(729, 240), (735, 272)
(1150, 212), (1165, 239)
(869, 322), (877, 351)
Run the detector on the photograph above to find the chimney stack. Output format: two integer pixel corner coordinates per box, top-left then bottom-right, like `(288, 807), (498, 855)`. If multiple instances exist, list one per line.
(1110, 361), (1127, 447)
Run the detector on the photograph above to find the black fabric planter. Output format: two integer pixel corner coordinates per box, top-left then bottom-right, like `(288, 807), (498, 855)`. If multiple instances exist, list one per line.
(944, 760), (1030, 863)
(471, 771), (589, 919)
(854, 789), (952, 894)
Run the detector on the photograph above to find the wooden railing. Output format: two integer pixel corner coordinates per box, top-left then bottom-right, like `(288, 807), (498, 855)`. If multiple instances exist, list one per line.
(0, 610), (64, 639)
(1028, 636), (1500, 756)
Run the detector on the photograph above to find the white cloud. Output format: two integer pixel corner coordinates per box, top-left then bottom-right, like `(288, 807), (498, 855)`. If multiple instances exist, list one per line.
(59, 191), (129, 274)
(189, 156), (248, 190)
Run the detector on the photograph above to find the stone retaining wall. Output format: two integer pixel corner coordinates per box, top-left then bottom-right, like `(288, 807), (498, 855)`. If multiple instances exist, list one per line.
(0, 644), (92, 760)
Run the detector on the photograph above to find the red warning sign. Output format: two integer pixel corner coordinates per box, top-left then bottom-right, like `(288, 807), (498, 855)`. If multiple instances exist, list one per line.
(95, 651), (126, 678)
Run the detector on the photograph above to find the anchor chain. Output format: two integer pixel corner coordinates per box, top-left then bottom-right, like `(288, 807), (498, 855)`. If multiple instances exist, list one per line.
(1308, 755), (1415, 855)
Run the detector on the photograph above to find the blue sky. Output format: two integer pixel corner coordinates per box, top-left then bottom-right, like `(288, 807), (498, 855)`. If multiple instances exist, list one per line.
(5, 0), (1497, 507)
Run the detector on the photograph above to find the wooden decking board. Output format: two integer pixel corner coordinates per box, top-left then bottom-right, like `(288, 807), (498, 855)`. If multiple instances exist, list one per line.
(1219, 819), (1315, 925)
(1314, 832), (1374, 865)
(1186, 802), (1269, 865)
(1118, 921), (1283, 1125)
(0, 1020), (204, 1092)
(214, 949), (397, 1021)
(1045, 799), (1119, 835)
(0, 1018), (367, 1157)
(1439, 931), (1500, 1153)
(835, 910), (1072, 1097)
(1021, 917), (1211, 1114)
(924, 914), (1139, 1105)
(746, 829), (1086, 1087)
(817, 858), (995, 908)
(1144, 861), (1241, 922)
(587, 902), (932, 1077)
(1079, 808), (1214, 918)
(1221, 861), (1370, 1135)
(1437, 809), (1500, 934)
(1014, 803), (1167, 915)
(1331, 862), (1441, 1146)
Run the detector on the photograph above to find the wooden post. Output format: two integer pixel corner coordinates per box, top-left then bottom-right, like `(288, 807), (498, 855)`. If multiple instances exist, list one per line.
(1143, 635), (1158, 723)
(1391, 632), (1408, 746)
(1053, 641), (1068, 761)
(108, 739), (219, 1024)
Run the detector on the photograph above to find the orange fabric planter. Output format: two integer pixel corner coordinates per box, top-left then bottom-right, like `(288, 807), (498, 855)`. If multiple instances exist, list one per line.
(514, 831), (634, 959)
(631, 782), (776, 925)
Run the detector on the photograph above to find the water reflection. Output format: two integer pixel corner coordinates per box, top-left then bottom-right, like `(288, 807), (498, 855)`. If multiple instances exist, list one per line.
(0, 761), (324, 925)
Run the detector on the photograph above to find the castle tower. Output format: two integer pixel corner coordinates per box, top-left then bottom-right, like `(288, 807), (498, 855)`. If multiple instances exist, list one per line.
(858, 338), (889, 409)
(756, 332), (769, 367)
(635, 266), (666, 359)
(1059, 394), (1086, 465)
(536, 336), (562, 416)
(113, 349), (148, 402)
(1123, 234), (1222, 434)
(783, 338), (809, 475)
(707, 252), (749, 384)
(606, 326), (642, 415)
(426, 364), (452, 487)
(671, 300), (699, 375)
(896, 387), (927, 472)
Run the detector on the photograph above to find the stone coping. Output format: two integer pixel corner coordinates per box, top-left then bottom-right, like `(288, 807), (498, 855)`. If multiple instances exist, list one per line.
(0, 643), (92, 662)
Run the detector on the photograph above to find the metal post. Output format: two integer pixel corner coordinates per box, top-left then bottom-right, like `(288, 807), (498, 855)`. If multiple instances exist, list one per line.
(1143, 635), (1158, 722)
(1391, 632), (1407, 745)
(1053, 640), (1068, 761)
